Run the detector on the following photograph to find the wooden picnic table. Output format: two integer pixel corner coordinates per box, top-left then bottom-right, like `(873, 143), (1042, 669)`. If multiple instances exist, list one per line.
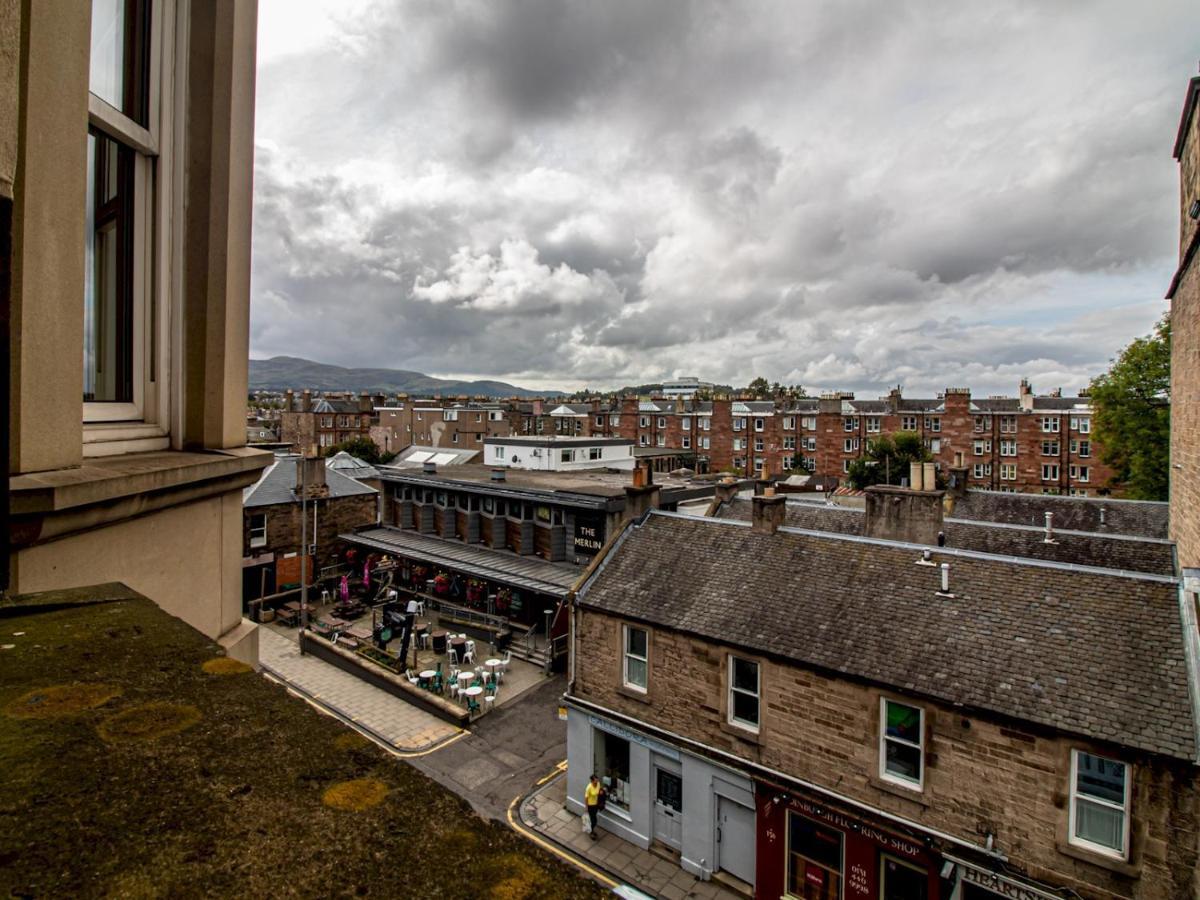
(345, 625), (372, 641)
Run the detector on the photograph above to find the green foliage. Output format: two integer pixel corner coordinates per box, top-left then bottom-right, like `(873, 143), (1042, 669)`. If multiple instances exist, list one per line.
(1089, 315), (1170, 500)
(324, 436), (386, 466)
(745, 377), (771, 399)
(845, 432), (932, 489)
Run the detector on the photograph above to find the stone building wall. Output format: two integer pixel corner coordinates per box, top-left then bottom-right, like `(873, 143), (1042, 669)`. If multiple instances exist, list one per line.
(572, 608), (1200, 899)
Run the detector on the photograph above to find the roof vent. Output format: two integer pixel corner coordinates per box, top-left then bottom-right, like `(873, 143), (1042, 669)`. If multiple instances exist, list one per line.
(916, 548), (935, 567)
(491, 469), (506, 482)
(1043, 511), (1056, 544)
(936, 562), (955, 598)
(422, 461), (436, 474)
(1099, 507), (1107, 527)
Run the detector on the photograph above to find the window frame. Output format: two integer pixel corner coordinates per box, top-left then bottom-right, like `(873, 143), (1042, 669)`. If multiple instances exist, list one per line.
(248, 513), (267, 548)
(879, 697), (925, 790)
(83, 0), (174, 446)
(727, 654), (761, 733)
(1068, 749), (1131, 860)
(621, 624), (648, 693)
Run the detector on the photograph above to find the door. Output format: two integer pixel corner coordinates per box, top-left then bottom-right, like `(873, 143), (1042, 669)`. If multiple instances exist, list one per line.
(716, 797), (756, 886)
(880, 854), (927, 900)
(653, 768), (683, 850)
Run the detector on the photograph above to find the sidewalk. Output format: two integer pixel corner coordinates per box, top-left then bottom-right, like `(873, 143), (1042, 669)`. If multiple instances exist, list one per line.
(519, 773), (742, 900)
(258, 627), (461, 753)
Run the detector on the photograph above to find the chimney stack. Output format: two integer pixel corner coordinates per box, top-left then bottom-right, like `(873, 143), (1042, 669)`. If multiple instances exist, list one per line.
(751, 488), (786, 535)
(295, 457), (329, 500)
(359, 392), (372, 413)
(623, 461), (661, 522)
(285, 389), (295, 412)
(713, 475), (740, 505)
(864, 483), (945, 545)
(1019, 378), (1034, 412)
(301, 389), (312, 413)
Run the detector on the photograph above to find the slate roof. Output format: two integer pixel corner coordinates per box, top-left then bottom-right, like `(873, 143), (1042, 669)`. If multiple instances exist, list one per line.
(578, 511), (1195, 759)
(950, 490), (1169, 539)
(713, 498), (1176, 576)
(243, 457), (378, 508)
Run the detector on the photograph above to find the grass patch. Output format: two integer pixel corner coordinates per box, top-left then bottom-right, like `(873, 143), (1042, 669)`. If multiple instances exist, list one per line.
(322, 777), (390, 811)
(200, 658), (252, 676)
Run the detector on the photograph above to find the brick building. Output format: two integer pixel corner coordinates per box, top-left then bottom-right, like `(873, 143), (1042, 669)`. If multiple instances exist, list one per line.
(241, 456), (378, 602)
(279, 389), (376, 456)
(565, 503), (1200, 899)
(1169, 73), (1200, 570)
(563, 383), (1114, 495)
(371, 400), (512, 459)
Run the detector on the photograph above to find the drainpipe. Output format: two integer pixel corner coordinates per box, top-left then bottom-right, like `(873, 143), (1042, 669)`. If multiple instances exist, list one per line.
(0, 170), (10, 595)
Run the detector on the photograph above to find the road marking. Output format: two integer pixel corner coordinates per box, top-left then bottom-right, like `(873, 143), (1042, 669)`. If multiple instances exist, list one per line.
(506, 786), (618, 890)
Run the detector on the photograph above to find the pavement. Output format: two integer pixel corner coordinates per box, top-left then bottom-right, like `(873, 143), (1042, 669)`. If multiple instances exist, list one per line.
(518, 775), (743, 900)
(258, 626), (462, 752)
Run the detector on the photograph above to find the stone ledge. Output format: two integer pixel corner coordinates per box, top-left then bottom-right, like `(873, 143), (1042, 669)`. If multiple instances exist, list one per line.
(11, 447), (272, 514)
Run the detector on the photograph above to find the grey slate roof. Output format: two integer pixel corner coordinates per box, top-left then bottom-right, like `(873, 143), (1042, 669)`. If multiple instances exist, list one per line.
(578, 511), (1194, 759)
(950, 490), (1169, 539)
(243, 458), (378, 508)
(342, 526), (579, 596)
(713, 498), (1176, 576)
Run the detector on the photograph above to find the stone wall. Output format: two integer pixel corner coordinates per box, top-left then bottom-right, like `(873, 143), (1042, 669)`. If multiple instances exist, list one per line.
(244, 494), (377, 570)
(572, 608), (1200, 899)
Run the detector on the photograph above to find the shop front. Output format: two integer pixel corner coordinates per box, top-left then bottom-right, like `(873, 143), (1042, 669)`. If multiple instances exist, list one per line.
(754, 783), (940, 900)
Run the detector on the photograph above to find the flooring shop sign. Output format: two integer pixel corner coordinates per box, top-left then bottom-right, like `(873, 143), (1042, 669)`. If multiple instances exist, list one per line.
(573, 513), (605, 557)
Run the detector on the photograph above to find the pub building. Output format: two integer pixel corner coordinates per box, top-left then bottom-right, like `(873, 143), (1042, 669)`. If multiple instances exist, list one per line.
(566, 500), (1200, 900)
(340, 459), (715, 662)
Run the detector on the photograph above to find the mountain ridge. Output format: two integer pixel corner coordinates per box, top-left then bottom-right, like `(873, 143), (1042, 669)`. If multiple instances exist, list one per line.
(248, 356), (564, 399)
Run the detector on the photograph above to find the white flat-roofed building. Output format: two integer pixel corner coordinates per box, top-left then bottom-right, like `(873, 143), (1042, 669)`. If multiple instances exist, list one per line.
(485, 436), (636, 471)
(660, 377), (712, 398)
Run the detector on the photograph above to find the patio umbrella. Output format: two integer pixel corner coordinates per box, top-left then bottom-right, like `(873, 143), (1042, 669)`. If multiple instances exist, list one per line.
(363, 560), (371, 591)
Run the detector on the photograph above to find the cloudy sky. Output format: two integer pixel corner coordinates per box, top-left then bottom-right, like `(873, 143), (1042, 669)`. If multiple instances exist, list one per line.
(251, 0), (1198, 395)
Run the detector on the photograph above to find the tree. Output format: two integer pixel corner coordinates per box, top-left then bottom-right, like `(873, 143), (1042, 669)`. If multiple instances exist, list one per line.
(845, 432), (932, 489)
(1089, 315), (1170, 500)
(745, 377), (770, 399)
(324, 436), (386, 465)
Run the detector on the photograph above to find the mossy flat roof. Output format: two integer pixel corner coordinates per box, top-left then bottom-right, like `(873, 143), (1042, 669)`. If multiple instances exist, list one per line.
(0, 584), (603, 899)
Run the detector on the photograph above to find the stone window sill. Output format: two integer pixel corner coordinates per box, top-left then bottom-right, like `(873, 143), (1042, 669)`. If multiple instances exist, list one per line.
(720, 719), (763, 746)
(616, 684), (652, 705)
(1055, 840), (1140, 877)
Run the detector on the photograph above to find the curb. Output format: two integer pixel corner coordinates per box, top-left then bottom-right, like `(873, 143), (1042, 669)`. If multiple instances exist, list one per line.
(260, 664), (467, 757)
(508, 766), (658, 897)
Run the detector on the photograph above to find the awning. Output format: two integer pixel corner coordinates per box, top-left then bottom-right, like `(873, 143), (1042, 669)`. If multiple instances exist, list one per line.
(340, 526), (579, 597)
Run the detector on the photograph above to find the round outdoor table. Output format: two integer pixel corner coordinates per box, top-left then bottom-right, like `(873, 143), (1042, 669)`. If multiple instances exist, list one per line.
(430, 630), (448, 654)
(448, 636), (467, 663)
(457, 671), (476, 687)
(484, 658), (501, 673)
(463, 686), (483, 698)
(418, 669), (436, 689)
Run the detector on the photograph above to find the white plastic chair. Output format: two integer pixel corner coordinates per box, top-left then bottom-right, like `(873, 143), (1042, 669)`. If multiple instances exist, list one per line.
(404, 669), (419, 686)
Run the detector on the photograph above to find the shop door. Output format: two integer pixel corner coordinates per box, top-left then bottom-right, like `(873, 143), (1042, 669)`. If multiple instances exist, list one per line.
(652, 768), (682, 850)
(716, 797), (756, 886)
(879, 854), (927, 900)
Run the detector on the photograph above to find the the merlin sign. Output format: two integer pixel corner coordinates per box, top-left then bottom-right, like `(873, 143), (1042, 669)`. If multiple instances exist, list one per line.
(572, 513), (605, 558)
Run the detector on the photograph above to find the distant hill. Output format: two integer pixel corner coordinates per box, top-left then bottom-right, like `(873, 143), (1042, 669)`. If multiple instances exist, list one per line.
(249, 356), (563, 399)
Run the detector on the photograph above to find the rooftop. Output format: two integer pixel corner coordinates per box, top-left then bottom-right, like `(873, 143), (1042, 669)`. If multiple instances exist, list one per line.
(712, 496), (1177, 576)
(0, 584), (601, 898)
(324, 450), (380, 481)
(578, 512), (1195, 760)
(948, 489), (1169, 539)
(243, 457), (378, 508)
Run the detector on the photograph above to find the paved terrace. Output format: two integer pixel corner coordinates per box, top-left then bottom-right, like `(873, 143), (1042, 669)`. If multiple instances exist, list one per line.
(0, 584), (603, 899)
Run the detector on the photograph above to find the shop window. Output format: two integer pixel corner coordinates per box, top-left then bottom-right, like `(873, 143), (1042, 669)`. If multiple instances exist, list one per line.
(728, 655), (760, 732)
(787, 813), (843, 900)
(623, 625), (648, 691)
(594, 731), (630, 811)
(880, 698), (924, 788)
(589, 446), (603, 460)
(482, 497), (495, 515)
(1069, 750), (1129, 858)
(880, 855), (927, 900)
(249, 514), (267, 548)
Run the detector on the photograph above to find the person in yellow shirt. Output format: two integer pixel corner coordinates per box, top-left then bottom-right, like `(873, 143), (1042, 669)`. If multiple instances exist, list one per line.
(584, 774), (603, 840)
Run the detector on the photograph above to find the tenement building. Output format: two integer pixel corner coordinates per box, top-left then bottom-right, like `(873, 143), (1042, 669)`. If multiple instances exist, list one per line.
(1169, 72), (1200, 570)
(280, 389), (377, 455)
(371, 399), (512, 459)
(3, 1), (269, 661)
(564, 500), (1200, 899)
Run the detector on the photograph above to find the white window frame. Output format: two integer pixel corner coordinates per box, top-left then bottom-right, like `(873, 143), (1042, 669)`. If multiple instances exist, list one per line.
(681, 435), (691, 449)
(1000, 439), (1017, 457)
(1042, 417), (1060, 433)
(754, 418), (765, 432)
(1068, 750), (1131, 860)
(657, 416), (666, 428)
(1000, 463), (1016, 481)
(83, 0), (176, 454)
(249, 513), (267, 548)
(622, 625), (648, 692)
(1042, 463), (1059, 481)
(879, 698), (924, 790)
(925, 417), (941, 432)
(701, 436), (710, 450)
(866, 417), (881, 433)
(727, 655), (760, 733)
(902, 416), (917, 431)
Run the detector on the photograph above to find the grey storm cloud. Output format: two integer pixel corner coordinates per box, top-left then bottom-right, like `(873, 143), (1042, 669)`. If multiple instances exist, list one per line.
(250, 0), (1198, 394)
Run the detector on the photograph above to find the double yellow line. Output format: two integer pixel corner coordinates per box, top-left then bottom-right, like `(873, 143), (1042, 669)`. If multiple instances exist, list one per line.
(506, 761), (619, 890)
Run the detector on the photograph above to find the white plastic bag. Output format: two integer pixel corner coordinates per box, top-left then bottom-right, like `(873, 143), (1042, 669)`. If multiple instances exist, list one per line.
(581, 813), (592, 834)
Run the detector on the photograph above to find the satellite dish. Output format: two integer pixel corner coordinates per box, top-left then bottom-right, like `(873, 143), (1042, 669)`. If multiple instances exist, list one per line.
(512, 455), (519, 463)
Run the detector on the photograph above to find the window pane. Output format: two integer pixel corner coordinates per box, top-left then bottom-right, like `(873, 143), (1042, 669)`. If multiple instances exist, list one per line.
(885, 741), (921, 782)
(788, 814), (843, 899)
(732, 657), (758, 692)
(1077, 753), (1125, 805)
(594, 731), (630, 810)
(732, 691), (758, 726)
(885, 701), (921, 744)
(627, 627), (647, 658)
(625, 657), (647, 689)
(89, 0), (127, 109)
(882, 857), (927, 900)
(84, 131), (133, 403)
(1075, 798), (1124, 851)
